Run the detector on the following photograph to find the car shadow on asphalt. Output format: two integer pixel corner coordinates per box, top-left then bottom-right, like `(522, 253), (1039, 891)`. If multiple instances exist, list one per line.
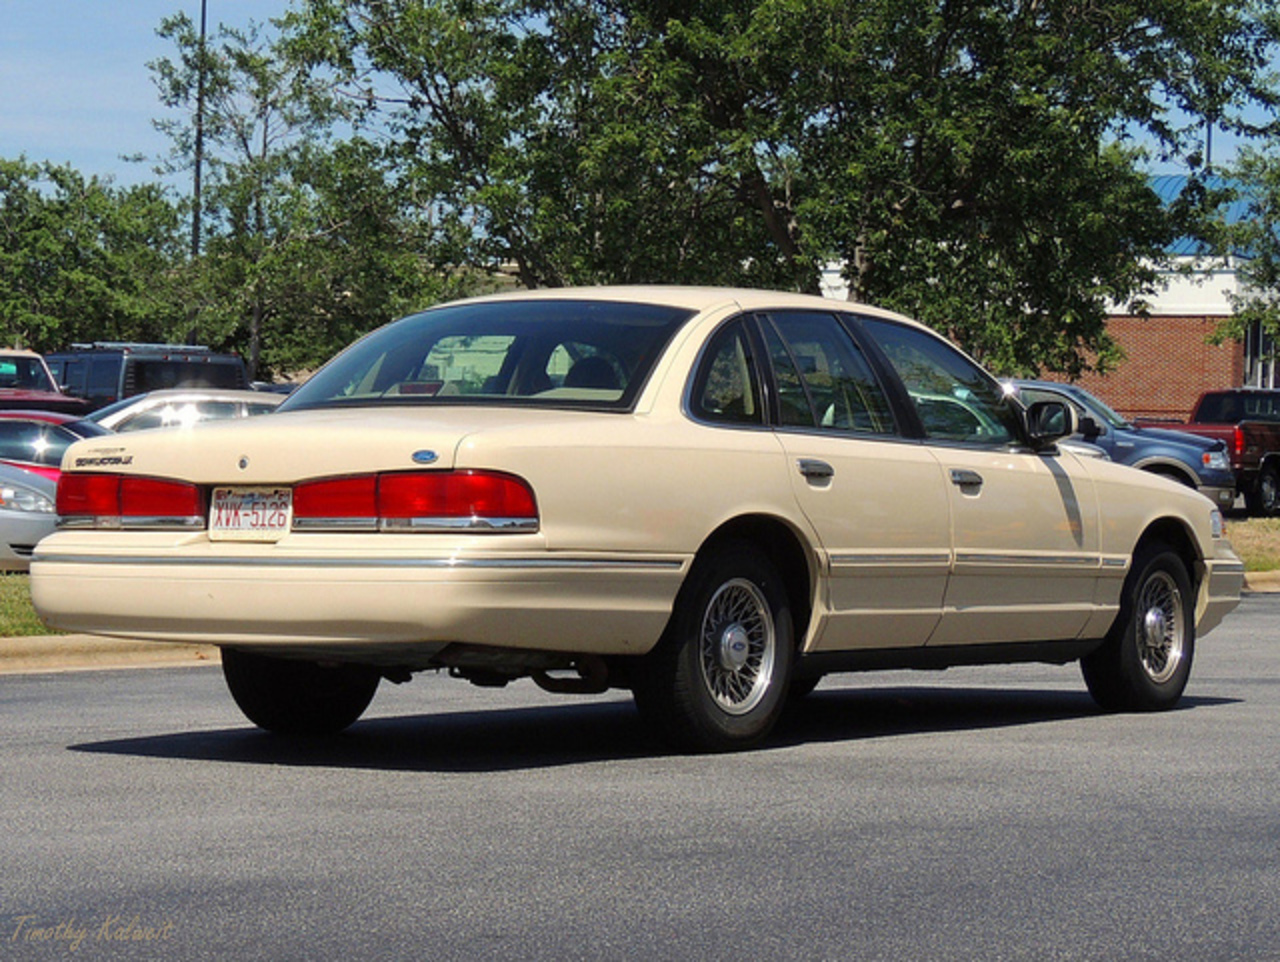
(68, 685), (1238, 773)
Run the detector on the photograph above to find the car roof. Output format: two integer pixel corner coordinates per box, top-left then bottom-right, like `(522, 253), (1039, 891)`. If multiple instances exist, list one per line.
(0, 409), (82, 424)
(435, 285), (926, 327)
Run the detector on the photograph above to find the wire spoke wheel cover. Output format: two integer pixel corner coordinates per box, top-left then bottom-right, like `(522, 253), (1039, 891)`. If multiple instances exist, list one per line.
(632, 540), (794, 751)
(1081, 543), (1195, 712)
(1136, 569), (1185, 684)
(698, 578), (776, 715)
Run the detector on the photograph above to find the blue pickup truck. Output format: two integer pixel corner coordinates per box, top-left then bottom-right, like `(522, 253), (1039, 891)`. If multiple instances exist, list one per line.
(1014, 380), (1237, 510)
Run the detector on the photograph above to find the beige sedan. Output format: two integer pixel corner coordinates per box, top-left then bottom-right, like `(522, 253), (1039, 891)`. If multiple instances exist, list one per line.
(31, 288), (1244, 751)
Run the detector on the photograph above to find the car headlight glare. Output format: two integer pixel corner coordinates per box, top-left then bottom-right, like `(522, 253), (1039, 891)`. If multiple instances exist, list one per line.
(0, 484), (55, 514)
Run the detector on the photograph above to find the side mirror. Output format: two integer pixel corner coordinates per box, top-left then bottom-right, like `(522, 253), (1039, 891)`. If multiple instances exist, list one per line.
(1025, 399), (1078, 449)
(1078, 415), (1103, 440)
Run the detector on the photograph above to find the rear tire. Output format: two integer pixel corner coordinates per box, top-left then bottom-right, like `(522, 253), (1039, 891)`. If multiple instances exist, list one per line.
(1246, 464), (1280, 517)
(1081, 544), (1194, 711)
(221, 648), (380, 735)
(634, 542), (794, 752)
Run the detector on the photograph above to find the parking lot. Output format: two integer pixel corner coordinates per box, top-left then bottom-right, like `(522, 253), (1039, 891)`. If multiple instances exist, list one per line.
(1, 593), (1277, 960)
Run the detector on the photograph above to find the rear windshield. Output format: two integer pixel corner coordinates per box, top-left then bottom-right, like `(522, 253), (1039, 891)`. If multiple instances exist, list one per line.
(131, 359), (245, 393)
(281, 299), (694, 412)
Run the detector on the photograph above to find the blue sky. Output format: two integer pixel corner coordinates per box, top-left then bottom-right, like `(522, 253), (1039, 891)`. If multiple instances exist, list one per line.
(1, 1), (1273, 191)
(1, 1), (288, 187)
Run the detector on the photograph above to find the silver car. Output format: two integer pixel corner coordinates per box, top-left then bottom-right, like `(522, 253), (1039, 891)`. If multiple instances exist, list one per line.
(0, 463), (56, 571)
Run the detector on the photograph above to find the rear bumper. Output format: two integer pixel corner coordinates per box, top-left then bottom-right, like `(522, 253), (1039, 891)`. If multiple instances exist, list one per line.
(30, 545), (689, 667)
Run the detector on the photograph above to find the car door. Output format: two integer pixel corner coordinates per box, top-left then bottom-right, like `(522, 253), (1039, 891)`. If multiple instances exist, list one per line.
(748, 311), (953, 651)
(859, 318), (1101, 646)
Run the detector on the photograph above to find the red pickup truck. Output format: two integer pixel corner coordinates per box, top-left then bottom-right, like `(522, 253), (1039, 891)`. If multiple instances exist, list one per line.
(1140, 388), (1280, 516)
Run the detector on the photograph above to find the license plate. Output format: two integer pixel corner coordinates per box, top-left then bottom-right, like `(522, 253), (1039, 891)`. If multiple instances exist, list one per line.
(209, 487), (293, 542)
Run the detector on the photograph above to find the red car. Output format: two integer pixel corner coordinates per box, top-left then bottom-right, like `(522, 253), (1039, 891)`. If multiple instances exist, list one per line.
(0, 410), (112, 481)
(0, 350), (90, 415)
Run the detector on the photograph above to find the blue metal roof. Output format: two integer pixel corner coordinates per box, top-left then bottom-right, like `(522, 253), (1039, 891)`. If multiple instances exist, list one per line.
(1148, 174), (1253, 257)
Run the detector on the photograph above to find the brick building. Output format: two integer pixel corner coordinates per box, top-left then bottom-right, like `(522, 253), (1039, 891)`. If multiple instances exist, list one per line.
(1074, 174), (1274, 422)
(1073, 260), (1249, 422)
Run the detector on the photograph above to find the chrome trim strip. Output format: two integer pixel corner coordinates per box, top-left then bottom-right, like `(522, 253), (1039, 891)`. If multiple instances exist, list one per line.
(32, 553), (685, 572)
(954, 552), (1099, 567)
(121, 516), (206, 530)
(379, 516), (539, 533)
(830, 553), (951, 567)
(292, 517), (378, 532)
(292, 517), (539, 533)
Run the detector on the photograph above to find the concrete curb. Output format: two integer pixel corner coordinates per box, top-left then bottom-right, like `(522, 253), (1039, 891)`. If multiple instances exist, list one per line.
(3, 572), (1277, 674)
(0, 635), (219, 674)
(1243, 570), (1280, 592)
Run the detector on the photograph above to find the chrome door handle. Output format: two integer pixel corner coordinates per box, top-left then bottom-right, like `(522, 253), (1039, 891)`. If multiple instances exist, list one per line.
(950, 468), (984, 489)
(798, 459), (835, 481)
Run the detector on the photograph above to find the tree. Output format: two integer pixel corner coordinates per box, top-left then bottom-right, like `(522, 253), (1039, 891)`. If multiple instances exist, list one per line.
(0, 158), (184, 351)
(1217, 145), (1280, 366)
(283, 0), (1280, 376)
(152, 13), (470, 378)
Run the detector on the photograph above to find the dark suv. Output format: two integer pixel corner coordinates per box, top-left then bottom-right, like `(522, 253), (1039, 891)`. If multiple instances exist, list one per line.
(45, 343), (249, 411)
(1014, 380), (1237, 510)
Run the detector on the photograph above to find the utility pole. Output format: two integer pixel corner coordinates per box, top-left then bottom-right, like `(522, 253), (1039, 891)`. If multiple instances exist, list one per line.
(188, 0), (208, 345)
(191, 0), (207, 260)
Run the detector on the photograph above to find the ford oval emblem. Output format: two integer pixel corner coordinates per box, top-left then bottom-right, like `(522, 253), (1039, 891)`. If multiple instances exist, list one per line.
(412, 450), (439, 465)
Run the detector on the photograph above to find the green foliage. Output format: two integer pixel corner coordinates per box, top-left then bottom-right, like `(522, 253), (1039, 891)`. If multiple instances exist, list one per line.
(282, 0), (1280, 376)
(0, 159), (184, 351)
(0, 575), (56, 638)
(151, 13), (481, 379)
(1216, 145), (1280, 353)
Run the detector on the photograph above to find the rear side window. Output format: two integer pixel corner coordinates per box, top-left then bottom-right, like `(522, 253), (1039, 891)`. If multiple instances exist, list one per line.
(759, 311), (896, 434)
(690, 320), (764, 425)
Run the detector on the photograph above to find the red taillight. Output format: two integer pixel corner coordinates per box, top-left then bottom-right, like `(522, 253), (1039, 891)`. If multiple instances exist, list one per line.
(379, 471), (538, 523)
(57, 474), (122, 518)
(294, 476), (377, 521)
(120, 478), (203, 518)
(294, 471), (539, 532)
(57, 470), (538, 534)
(57, 474), (203, 527)
(1233, 425), (1246, 457)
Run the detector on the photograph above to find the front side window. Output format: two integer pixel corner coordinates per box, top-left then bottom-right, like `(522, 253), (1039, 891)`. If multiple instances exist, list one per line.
(759, 311), (896, 434)
(283, 300), (693, 412)
(861, 318), (1019, 445)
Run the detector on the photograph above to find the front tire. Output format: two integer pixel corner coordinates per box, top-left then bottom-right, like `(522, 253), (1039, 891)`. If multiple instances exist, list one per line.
(222, 648), (380, 735)
(634, 542), (794, 752)
(1081, 544), (1194, 711)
